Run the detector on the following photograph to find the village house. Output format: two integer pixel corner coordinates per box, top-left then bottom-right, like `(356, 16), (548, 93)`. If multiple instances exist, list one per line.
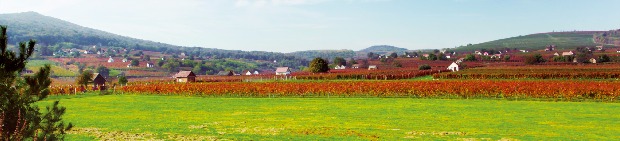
(334, 65), (346, 70)
(146, 62), (154, 68)
(352, 64), (361, 69)
(545, 45), (556, 51)
(519, 50), (529, 53)
(483, 52), (490, 56)
(253, 71), (260, 75)
(596, 46), (604, 51)
(275, 67), (291, 75)
(456, 58), (465, 63)
(92, 73), (107, 90)
(491, 54), (501, 59)
(174, 71), (196, 83)
(589, 58), (597, 64)
(126, 64), (132, 68)
(562, 51), (574, 56)
(553, 52), (560, 56)
(447, 62), (459, 72)
(217, 70), (234, 76)
(368, 65), (378, 70)
(242, 70), (252, 75)
(122, 58), (128, 63)
(107, 56), (114, 63)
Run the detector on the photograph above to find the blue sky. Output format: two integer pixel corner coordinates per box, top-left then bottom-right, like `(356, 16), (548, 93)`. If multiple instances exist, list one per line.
(1, 0), (619, 53)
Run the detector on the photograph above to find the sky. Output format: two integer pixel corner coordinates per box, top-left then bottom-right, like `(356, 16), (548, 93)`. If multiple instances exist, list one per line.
(1, 0), (619, 53)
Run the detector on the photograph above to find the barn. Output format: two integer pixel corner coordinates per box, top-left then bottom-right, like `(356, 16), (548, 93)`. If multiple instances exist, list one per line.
(92, 73), (107, 90)
(174, 71), (196, 83)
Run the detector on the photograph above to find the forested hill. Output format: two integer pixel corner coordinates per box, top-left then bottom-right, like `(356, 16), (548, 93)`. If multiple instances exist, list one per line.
(358, 45), (408, 54)
(452, 31), (620, 52)
(0, 12), (309, 68)
(0, 11), (179, 50)
(287, 50), (356, 60)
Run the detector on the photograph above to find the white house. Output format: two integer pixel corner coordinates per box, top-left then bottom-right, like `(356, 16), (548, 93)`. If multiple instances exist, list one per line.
(275, 67), (291, 75)
(352, 64), (361, 69)
(368, 65), (378, 70)
(122, 58), (128, 63)
(447, 62), (459, 72)
(562, 51), (574, 56)
(253, 71), (260, 75)
(146, 62), (154, 68)
(126, 64), (132, 68)
(553, 52), (560, 56)
(334, 65), (346, 70)
(107, 57), (114, 63)
(243, 70), (252, 75)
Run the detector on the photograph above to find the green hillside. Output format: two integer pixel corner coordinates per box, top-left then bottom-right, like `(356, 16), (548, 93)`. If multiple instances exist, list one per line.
(454, 32), (601, 52)
(287, 49), (356, 60)
(0, 12), (309, 69)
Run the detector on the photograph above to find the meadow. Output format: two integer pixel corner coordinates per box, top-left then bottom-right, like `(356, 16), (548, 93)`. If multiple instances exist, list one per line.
(39, 94), (620, 140)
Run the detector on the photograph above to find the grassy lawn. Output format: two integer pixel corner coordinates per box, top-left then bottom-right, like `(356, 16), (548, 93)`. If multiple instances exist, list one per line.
(38, 94), (620, 140)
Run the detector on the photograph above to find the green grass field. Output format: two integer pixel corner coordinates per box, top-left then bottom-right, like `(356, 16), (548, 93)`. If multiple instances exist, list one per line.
(26, 60), (76, 76)
(38, 94), (620, 140)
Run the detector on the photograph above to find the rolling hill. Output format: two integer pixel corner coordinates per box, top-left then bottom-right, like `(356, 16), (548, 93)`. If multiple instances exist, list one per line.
(0, 12), (310, 70)
(452, 31), (619, 52)
(287, 49), (356, 60)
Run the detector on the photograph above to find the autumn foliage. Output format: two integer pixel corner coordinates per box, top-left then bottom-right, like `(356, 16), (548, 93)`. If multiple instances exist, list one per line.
(119, 80), (619, 101)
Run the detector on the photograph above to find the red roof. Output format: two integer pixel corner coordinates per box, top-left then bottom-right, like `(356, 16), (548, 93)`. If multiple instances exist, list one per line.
(174, 71), (196, 78)
(275, 67), (290, 73)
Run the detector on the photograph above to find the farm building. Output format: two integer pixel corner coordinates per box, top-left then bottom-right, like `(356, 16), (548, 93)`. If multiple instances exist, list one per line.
(447, 62), (459, 72)
(275, 67), (291, 75)
(242, 70), (252, 75)
(368, 65), (378, 70)
(92, 73), (107, 90)
(217, 70), (234, 76)
(174, 71), (196, 83)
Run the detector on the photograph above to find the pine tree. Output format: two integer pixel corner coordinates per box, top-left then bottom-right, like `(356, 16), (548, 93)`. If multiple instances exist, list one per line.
(0, 26), (72, 140)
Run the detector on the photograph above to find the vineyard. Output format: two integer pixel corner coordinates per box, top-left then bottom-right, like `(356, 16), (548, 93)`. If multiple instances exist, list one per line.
(433, 64), (620, 79)
(112, 80), (619, 101)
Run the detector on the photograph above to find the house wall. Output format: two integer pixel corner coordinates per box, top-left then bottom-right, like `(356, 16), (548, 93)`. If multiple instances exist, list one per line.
(177, 78), (189, 83)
